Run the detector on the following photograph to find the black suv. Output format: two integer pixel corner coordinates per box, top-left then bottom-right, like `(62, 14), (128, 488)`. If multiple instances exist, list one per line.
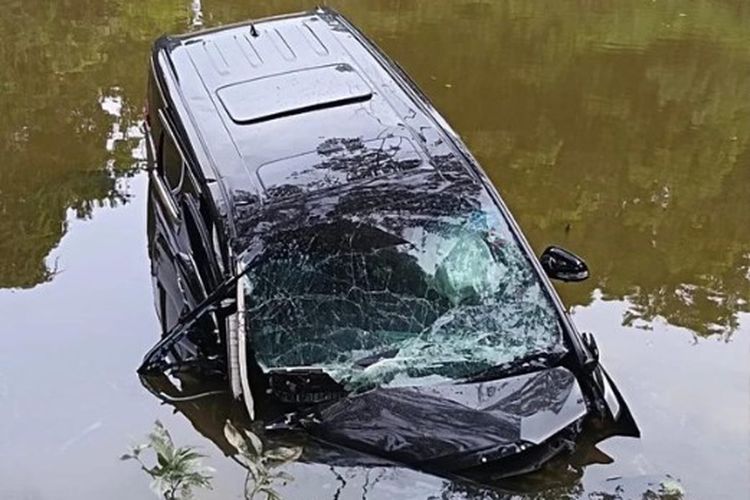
(139, 7), (638, 478)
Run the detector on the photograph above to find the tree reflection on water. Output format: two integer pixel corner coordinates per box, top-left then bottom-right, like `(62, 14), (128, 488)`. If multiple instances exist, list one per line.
(0, 0), (182, 288)
(1, 0), (747, 338)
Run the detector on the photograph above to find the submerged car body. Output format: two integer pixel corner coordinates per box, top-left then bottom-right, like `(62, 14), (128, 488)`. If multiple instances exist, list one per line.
(139, 7), (638, 478)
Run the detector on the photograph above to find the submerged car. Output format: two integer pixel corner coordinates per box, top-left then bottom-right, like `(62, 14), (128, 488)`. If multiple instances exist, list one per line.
(139, 7), (638, 479)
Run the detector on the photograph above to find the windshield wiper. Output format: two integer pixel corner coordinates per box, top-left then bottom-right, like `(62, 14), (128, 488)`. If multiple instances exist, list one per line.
(463, 351), (565, 383)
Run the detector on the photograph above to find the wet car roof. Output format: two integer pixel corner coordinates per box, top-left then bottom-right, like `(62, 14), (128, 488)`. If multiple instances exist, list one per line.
(153, 8), (477, 241)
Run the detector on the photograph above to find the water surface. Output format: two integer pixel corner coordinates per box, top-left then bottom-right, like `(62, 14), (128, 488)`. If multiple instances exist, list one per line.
(0, 1), (748, 498)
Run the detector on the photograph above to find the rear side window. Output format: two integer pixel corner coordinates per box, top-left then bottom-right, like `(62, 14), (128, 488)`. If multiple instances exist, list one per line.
(159, 132), (183, 192)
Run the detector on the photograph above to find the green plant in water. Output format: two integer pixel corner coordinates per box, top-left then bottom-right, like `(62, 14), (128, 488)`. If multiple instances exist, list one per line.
(121, 420), (214, 500)
(223, 420), (302, 500)
(648, 477), (685, 500)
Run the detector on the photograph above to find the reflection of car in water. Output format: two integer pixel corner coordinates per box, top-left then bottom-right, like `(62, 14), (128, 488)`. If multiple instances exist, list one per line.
(140, 6), (638, 481)
(145, 381), (651, 498)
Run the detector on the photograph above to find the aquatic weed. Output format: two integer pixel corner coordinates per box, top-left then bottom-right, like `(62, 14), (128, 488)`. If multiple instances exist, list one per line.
(223, 420), (302, 500)
(121, 420), (214, 500)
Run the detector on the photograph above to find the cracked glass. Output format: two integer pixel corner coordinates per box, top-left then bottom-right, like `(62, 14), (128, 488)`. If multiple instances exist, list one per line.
(241, 179), (564, 391)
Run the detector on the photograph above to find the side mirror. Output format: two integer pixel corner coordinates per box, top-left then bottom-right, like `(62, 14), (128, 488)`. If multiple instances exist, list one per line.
(539, 246), (589, 282)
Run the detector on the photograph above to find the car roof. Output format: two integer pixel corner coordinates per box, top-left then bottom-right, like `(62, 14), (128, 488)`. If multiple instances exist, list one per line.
(152, 8), (480, 245)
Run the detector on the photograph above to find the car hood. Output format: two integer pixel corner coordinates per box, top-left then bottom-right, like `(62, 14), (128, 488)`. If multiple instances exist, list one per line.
(302, 366), (587, 472)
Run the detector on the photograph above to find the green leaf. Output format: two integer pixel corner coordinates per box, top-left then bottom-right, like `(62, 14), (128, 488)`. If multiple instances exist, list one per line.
(154, 421), (176, 453)
(224, 420), (254, 457)
(238, 456), (261, 481)
(243, 429), (264, 456)
(176, 447), (206, 463)
(660, 478), (685, 497)
(264, 446), (302, 465)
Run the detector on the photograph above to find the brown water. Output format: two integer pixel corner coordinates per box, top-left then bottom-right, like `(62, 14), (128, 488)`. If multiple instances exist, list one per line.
(0, 1), (748, 498)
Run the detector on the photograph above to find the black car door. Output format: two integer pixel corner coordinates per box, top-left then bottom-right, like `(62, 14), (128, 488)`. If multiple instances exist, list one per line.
(147, 108), (221, 335)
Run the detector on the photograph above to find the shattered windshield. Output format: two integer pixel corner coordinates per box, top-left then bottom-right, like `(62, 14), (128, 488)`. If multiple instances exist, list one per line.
(241, 181), (564, 391)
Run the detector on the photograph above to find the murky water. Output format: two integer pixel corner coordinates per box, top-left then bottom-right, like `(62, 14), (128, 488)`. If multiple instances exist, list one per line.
(1, 1), (748, 498)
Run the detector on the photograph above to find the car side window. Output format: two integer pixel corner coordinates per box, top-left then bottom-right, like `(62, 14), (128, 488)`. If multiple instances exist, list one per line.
(159, 131), (184, 192)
